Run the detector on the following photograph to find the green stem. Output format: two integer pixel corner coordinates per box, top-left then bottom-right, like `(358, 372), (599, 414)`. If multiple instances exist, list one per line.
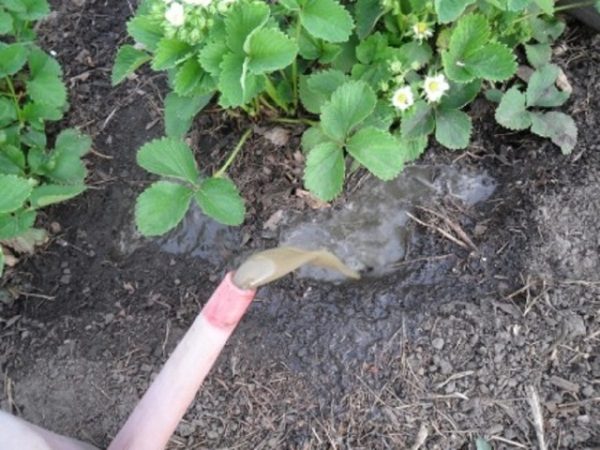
(514, 0), (596, 23)
(272, 117), (318, 127)
(291, 18), (302, 112)
(214, 128), (253, 178)
(263, 75), (289, 114)
(4, 77), (23, 125)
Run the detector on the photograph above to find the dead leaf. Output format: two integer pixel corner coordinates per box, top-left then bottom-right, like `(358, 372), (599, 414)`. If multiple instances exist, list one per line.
(295, 189), (330, 210)
(262, 127), (290, 147)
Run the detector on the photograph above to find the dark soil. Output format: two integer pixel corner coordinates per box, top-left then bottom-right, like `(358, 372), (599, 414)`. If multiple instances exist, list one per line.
(1, 2), (599, 449)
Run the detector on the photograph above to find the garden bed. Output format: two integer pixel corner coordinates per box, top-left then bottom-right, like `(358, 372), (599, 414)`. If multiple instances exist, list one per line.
(0, 1), (599, 448)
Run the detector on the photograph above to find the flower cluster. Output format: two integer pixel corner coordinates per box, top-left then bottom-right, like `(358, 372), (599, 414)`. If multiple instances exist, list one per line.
(391, 73), (450, 112)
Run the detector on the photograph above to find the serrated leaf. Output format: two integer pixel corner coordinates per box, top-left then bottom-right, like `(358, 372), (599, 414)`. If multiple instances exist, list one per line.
(533, 0), (554, 15)
(304, 141), (344, 201)
(137, 137), (199, 184)
(0, 210), (36, 240)
(301, 126), (330, 153)
(0, 10), (14, 35)
(195, 177), (245, 226)
(495, 86), (531, 130)
(529, 17), (565, 43)
(0, 144), (24, 175)
(29, 184), (85, 208)
(225, 1), (270, 53)
(397, 41), (433, 70)
(0, 43), (28, 77)
(300, 69), (348, 114)
(164, 92), (212, 138)
(434, 0), (476, 23)
(355, 0), (384, 39)
(320, 80), (376, 141)
(112, 45), (151, 85)
(173, 58), (211, 97)
(45, 129), (91, 184)
(218, 52), (263, 107)
(22, 102), (62, 123)
(27, 72), (67, 108)
(127, 15), (163, 51)
(530, 111), (577, 154)
(362, 100), (395, 130)
(199, 39), (228, 77)
(526, 64), (570, 108)
(347, 127), (403, 180)
(244, 27), (298, 74)
(152, 39), (192, 70)
(435, 108), (472, 150)
(0, 98), (17, 125)
(0, 175), (31, 213)
(439, 80), (481, 109)
(399, 135), (428, 163)
(401, 101), (435, 139)
(525, 43), (552, 68)
(136, 181), (193, 236)
(10, 0), (48, 20)
(300, 0), (354, 43)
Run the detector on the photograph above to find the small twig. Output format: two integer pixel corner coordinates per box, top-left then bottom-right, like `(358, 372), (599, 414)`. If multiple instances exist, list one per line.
(89, 147), (114, 160)
(417, 206), (478, 252)
(410, 424), (429, 450)
(526, 385), (547, 450)
(407, 212), (469, 250)
(490, 436), (528, 448)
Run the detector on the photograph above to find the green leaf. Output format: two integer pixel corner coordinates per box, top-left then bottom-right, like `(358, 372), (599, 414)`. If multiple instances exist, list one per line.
(0, 144), (25, 175)
(347, 127), (404, 180)
(301, 126), (330, 153)
(495, 86), (531, 130)
(400, 101), (435, 139)
(530, 111), (577, 155)
(529, 17), (565, 43)
(525, 43), (552, 68)
(299, 69), (348, 114)
(199, 39), (228, 77)
(136, 181), (193, 236)
(397, 41), (433, 70)
(152, 39), (192, 70)
(439, 80), (481, 109)
(443, 14), (516, 82)
(434, 0), (476, 23)
(22, 102), (62, 123)
(320, 80), (377, 141)
(435, 108), (472, 150)
(173, 58), (211, 96)
(399, 135), (428, 163)
(0, 43), (28, 77)
(29, 184), (86, 208)
(112, 45), (151, 85)
(244, 27), (298, 74)
(45, 129), (91, 184)
(10, 0), (48, 20)
(300, 0), (354, 43)
(225, 1), (270, 53)
(526, 64), (570, 108)
(0, 10), (14, 35)
(0, 98), (17, 125)
(164, 92), (212, 138)
(127, 15), (163, 51)
(137, 137), (199, 184)
(304, 141), (344, 201)
(26, 49), (66, 108)
(218, 52), (263, 107)
(0, 210), (36, 239)
(475, 437), (493, 450)
(355, 0), (384, 39)
(195, 177), (245, 225)
(0, 174), (32, 213)
(533, 0), (554, 15)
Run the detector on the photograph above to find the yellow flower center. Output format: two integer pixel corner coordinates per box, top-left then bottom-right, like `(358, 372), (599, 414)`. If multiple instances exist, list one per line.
(428, 81), (439, 92)
(416, 22), (428, 34)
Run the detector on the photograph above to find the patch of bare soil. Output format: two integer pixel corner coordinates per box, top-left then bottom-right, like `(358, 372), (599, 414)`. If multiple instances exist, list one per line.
(0, 1), (599, 449)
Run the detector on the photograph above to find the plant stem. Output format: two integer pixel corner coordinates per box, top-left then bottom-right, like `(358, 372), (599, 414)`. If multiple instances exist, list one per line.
(4, 77), (22, 125)
(272, 117), (318, 127)
(514, 0), (596, 23)
(291, 18), (302, 112)
(214, 128), (253, 178)
(263, 75), (289, 114)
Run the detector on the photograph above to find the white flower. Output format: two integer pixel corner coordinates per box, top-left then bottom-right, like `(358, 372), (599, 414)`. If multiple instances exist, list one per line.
(165, 2), (185, 27)
(423, 74), (449, 103)
(391, 86), (414, 111)
(183, 0), (212, 6)
(412, 22), (433, 41)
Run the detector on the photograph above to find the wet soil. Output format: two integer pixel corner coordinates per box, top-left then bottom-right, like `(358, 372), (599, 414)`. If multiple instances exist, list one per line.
(1, 1), (599, 449)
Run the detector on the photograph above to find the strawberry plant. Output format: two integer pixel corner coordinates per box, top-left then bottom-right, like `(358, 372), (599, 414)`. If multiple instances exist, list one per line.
(0, 0), (91, 276)
(114, 0), (596, 234)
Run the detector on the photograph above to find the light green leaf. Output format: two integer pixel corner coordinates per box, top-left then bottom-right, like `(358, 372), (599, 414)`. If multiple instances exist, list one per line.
(174, 58), (209, 96)
(301, 126), (330, 153)
(355, 0), (384, 39)
(530, 111), (577, 155)
(0, 210), (36, 240)
(475, 437), (493, 450)
(400, 101), (435, 139)
(300, 0), (354, 43)
(304, 141), (344, 201)
(152, 39), (192, 70)
(22, 102), (62, 123)
(199, 39), (228, 77)
(0, 10), (14, 35)
(164, 92), (212, 138)
(0, 174), (31, 213)
(0, 43), (28, 77)
(439, 80), (481, 109)
(45, 129), (91, 184)
(0, 144), (25, 175)
(495, 86), (531, 130)
(127, 15), (163, 51)
(299, 69), (348, 114)
(347, 127), (404, 180)
(218, 52), (263, 107)
(26, 49), (66, 108)
(435, 108), (472, 150)
(137, 137), (199, 184)
(225, 1), (270, 53)
(136, 181), (193, 236)
(320, 80), (377, 141)
(112, 45), (151, 85)
(526, 64), (570, 108)
(244, 27), (298, 74)
(11, 0), (49, 20)
(525, 43), (552, 68)
(529, 17), (565, 43)
(399, 135), (428, 163)
(29, 184), (86, 208)
(533, 0), (554, 15)
(195, 177), (245, 226)
(434, 0), (476, 23)
(397, 41), (433, 70)
(0, 98), (17, 125)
